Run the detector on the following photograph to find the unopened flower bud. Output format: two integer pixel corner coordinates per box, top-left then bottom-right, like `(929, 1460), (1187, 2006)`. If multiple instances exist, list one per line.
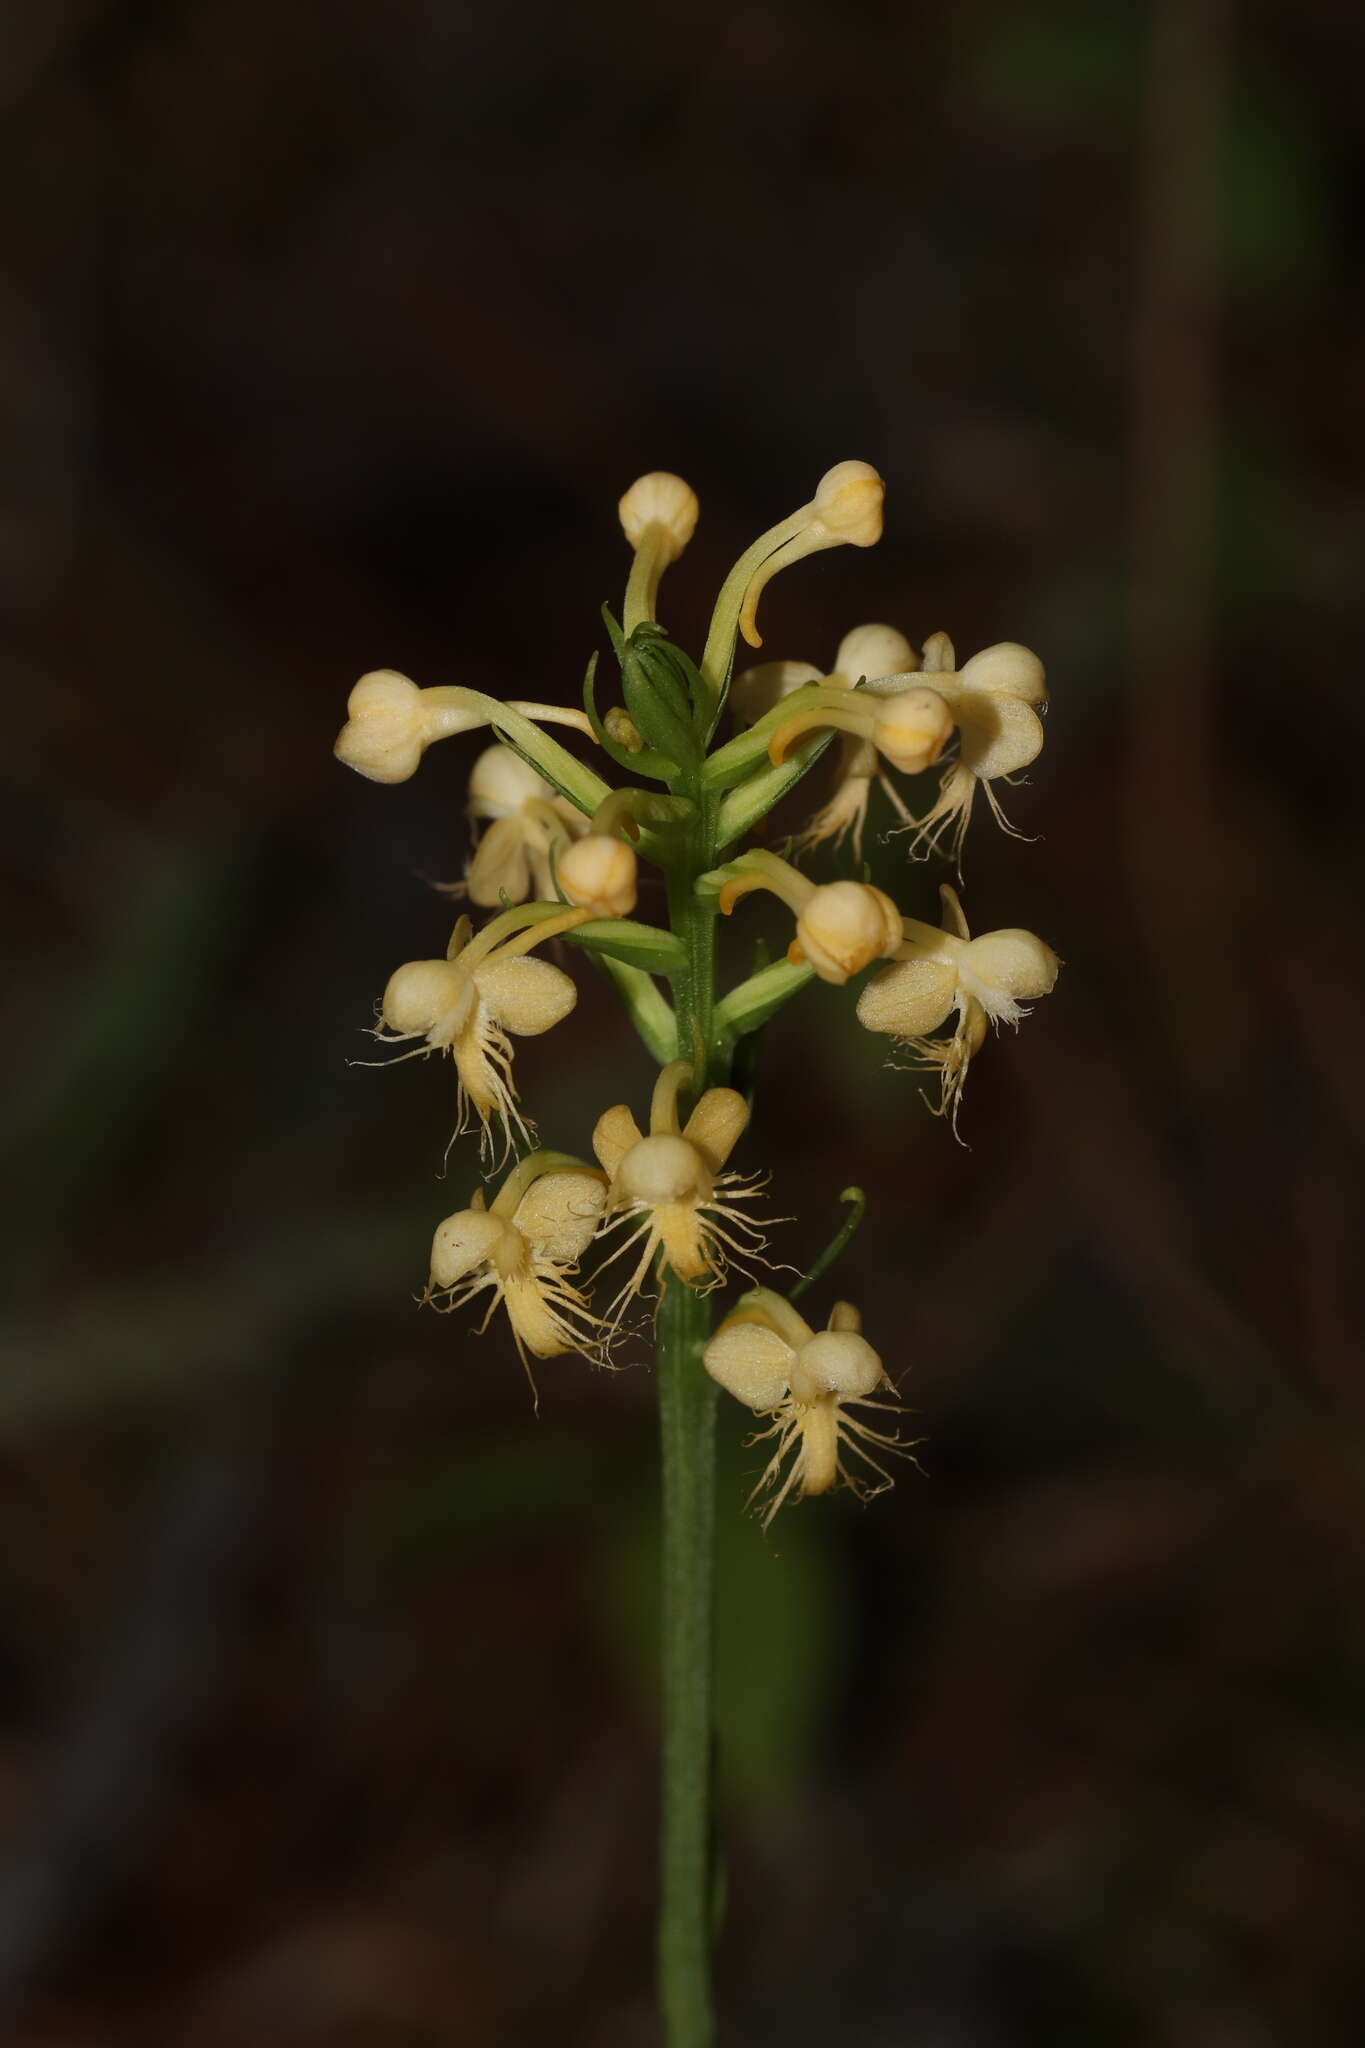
(334, 671), (437, 783)
(794, 881), (903, 984)
(812, 461), (885, 547)
(619, 472), (700, 563)
(557, 833), (639, 918)
(871, 687), (954, 774)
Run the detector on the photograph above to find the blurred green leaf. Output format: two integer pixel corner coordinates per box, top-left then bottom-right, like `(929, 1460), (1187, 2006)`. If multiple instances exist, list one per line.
(1224, 89), (1329, 293)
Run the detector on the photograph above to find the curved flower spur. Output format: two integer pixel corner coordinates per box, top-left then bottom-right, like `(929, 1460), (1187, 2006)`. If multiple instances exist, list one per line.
(329, 457), (1061, 2047)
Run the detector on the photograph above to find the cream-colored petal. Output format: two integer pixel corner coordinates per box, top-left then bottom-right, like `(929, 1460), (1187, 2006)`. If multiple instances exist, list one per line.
(382, 958), (471, 1038)
(958, 641), (1046, 704)
(497, 1269), (593, 1359)
(733, 1290), (814, 1351)
(682, 1087), (750, 1171)
(956, 694), (1045, 782)
(333, 670), (426, 782)
(654, 1199), (713, 1282)
(832, 623), (916, 682)
(703, 1321), (796, 1411)
(429, 1207), (510, 1288)
(856, 955), (958, 1039)
(619, 472), (699, 560)
(958, 930), (1060, 1020)
(475, 955), (577, 1037)
(938, 884), (971, 943)
(465, 816), (533, 907)
(592, 1103), (645, 1178)
(919, 631), (957, 675)
(466, 742), (550, 815)
(512, 1170), (607, 1264)
(791, 1330), (884, 1401)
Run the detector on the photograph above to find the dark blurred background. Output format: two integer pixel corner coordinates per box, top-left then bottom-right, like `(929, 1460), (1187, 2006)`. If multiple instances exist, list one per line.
(4, 0), (1364, 2041)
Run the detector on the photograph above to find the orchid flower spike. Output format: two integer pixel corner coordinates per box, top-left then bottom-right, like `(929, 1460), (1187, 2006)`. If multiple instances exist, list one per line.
(893, 633), (1048, 862)
(458, 744), (588, 908)
(373, 904), (593, 1159)
(334, 669), (594, 785)
(592, 1061), (768, 1319)
(856, 883), (1060, 1133)
(426, 1151), (609, 1390)
(704, 1289), (911, 1527)
(714, 849), (902, 984)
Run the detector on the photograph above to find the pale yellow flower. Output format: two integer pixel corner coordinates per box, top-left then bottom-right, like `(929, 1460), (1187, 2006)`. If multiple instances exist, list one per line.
(592, 1061), (766, 1318)
(427, 1152), (609, 1390)
(374, 905), (592, 1158)
(704, 1289), (910, 1526)
(894, 633), (1047, 862)
(334, 670), (593, 785)
(556, 833), (639, 919)
(459, 744), (587, 907)
(791, 624), (921, 856)
(618, 472), (700, 561)
(856, 883), (1059, 1130)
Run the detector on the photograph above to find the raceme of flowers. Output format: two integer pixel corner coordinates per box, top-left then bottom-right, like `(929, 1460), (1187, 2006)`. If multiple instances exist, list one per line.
(333, 463), (1060, 1518)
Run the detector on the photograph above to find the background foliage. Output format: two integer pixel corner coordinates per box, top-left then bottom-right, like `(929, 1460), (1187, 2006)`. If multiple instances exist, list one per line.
(4, 1), (1363, 2041)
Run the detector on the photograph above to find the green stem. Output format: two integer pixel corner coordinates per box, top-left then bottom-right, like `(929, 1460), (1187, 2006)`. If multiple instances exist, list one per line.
(657, 1273), (719, 2048)
(656, 790), (724, 2045)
